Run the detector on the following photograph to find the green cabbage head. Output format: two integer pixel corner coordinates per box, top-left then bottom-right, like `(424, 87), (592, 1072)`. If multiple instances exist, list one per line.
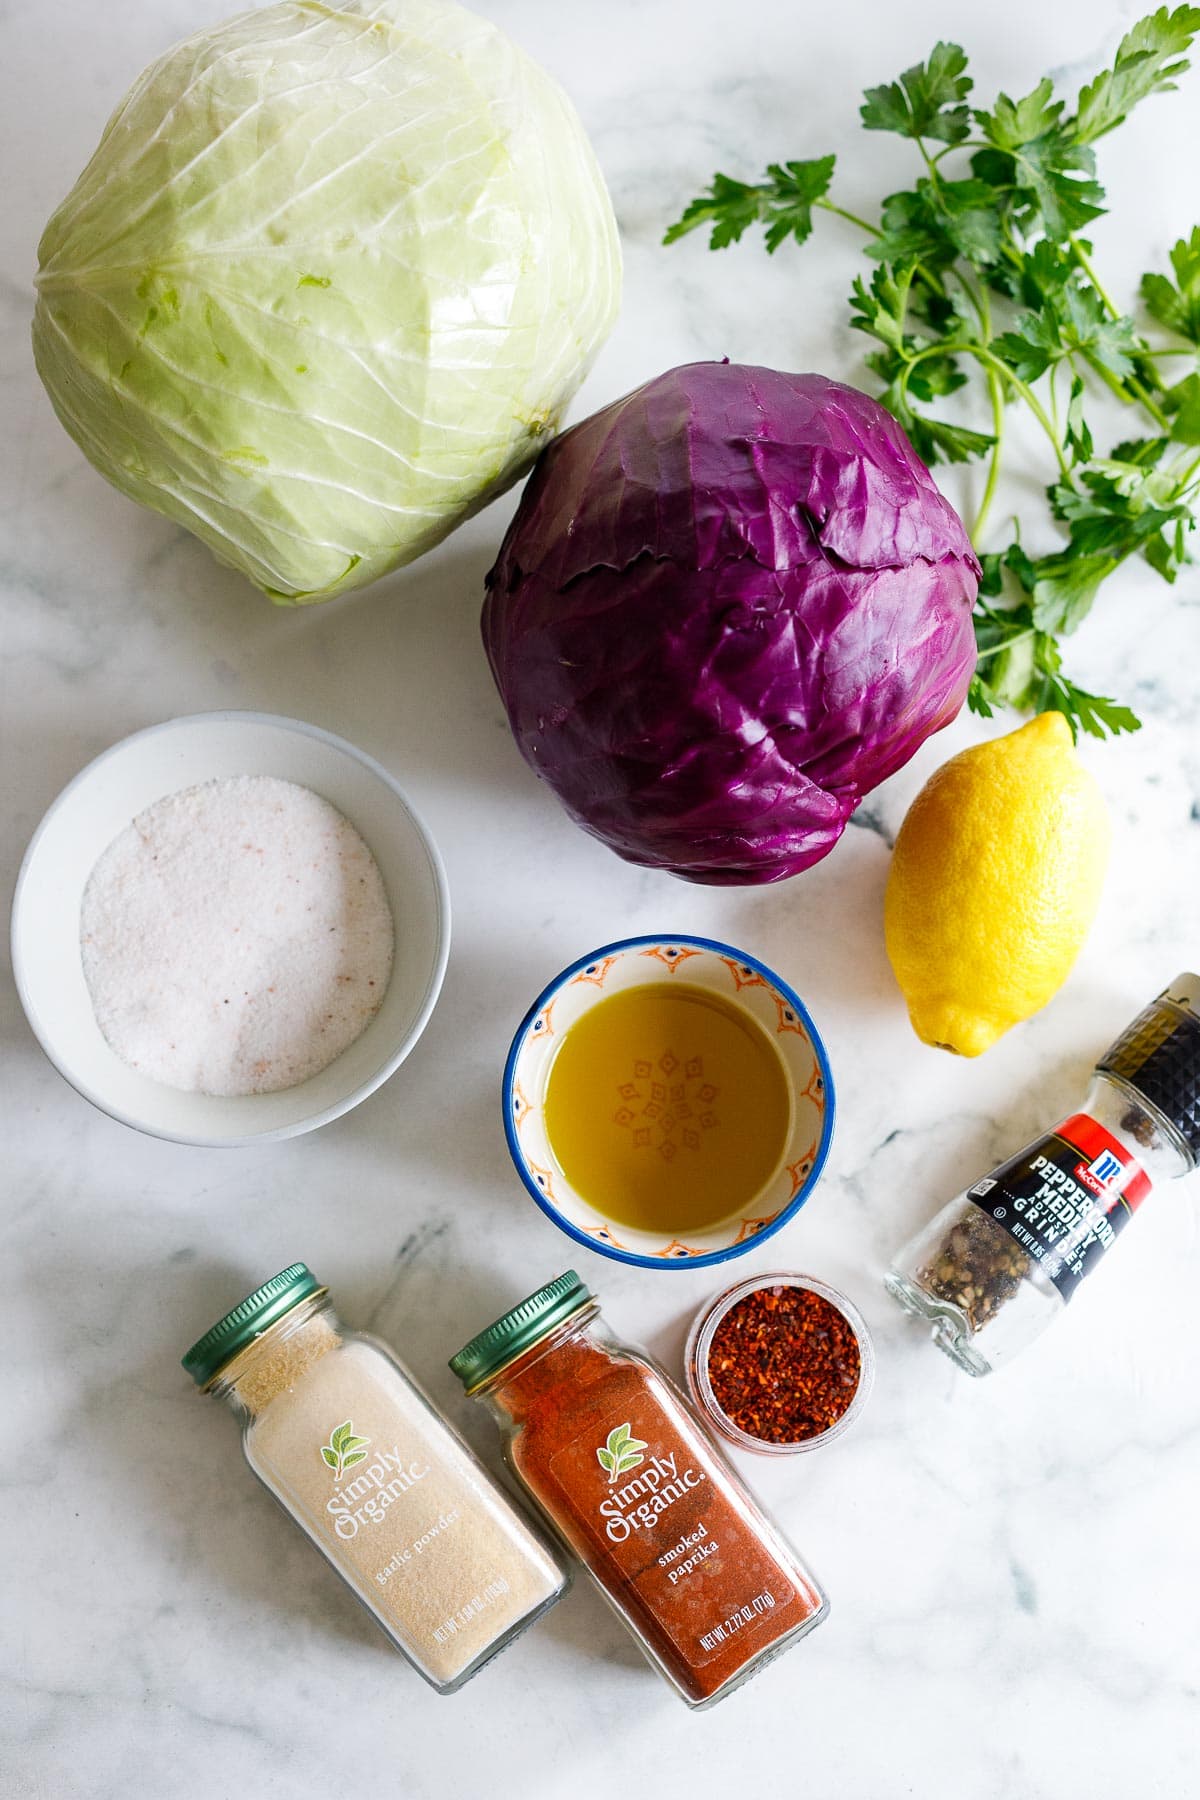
(33, 0), (621, 601)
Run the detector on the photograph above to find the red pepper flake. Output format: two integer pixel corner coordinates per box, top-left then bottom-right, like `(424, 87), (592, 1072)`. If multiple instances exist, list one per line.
(706, 1284), (861, 1444)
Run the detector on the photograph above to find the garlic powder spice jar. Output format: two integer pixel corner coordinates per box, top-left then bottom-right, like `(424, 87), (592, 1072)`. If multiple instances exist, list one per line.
(183, 1265), (567, 1692)
(452, 1270), (828, 1708)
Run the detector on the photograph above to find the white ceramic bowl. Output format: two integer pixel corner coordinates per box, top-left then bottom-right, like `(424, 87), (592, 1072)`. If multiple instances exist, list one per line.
(11, 712), (450, 1146)
(504, 935), (835, 1270)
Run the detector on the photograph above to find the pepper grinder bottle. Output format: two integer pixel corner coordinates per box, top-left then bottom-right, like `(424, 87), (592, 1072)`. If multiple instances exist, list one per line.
(886, 975), (1200, 1375)
(450, 1270), (828, 1709)
(183, 1264), (568, 1692)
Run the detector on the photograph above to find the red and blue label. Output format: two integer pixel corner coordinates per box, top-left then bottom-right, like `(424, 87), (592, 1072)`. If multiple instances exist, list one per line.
(965, 1113), (1152, 1302)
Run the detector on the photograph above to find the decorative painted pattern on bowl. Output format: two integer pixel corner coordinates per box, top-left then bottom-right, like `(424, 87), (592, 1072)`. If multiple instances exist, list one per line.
(503, 935), (835, 1271)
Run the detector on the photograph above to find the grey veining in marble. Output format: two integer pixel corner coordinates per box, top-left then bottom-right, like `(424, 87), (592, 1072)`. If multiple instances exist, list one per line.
(3, 2), (1199, 1796)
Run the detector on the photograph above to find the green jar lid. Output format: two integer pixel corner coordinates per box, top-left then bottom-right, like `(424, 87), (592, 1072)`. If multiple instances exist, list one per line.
(182, 1263), (322, 1388)
(450, 1270), (591, 1392)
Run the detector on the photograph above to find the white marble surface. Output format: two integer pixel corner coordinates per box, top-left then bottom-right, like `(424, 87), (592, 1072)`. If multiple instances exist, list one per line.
(4, 1), (1200, 1795)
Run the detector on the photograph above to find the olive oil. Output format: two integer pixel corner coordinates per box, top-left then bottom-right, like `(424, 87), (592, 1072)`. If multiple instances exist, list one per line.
(542, 983), (792, 1234)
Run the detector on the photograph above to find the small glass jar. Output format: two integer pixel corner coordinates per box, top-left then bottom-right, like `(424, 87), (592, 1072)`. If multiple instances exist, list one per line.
(686, 1274), (874, 1455)
(451, 1270), (828, 1709)
(184, 1265), (567, 1693)
(887, 976), (1200, 1376)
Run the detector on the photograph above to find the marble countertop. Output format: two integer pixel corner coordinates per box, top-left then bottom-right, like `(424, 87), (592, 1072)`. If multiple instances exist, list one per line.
(4, 1), (1200, 1795)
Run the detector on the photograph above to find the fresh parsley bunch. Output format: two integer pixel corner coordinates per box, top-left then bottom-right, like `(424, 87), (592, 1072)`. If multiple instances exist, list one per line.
(666, 8), (1200, 737)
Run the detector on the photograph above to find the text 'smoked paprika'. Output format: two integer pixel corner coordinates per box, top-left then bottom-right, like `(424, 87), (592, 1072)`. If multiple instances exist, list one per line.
(451, 1271), (828, 1707)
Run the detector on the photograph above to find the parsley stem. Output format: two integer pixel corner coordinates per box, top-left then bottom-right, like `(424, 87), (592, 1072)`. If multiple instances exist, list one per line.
(970, 347), (1073, 480)
(975, 627), (1037, 664)
(940, 269), (1008, 543)
(1082, 348), (1171, 429)
(917, 141), (944, 193)
(953, 268), (990, 337)
(898, 338), (1070, 482)
(1137, 385), (1173, 428)
(971, 365), (1006, 544)
(914, 262), (949, 298)
(812, 198), (947, 297)
(1068, 236), (1119, 317)
(1171, 449), (1200, 488)
(1068, 233), (1171, 423)
(813, 198), (880, 237)
(1083, 351), (1136, 406)
(1126, 373), (1170, 428)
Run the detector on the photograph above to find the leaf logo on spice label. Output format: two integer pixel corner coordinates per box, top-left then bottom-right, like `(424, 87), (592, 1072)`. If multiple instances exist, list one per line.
(320, 1419), (371, 1480)
(596, 1422), (647, 1484)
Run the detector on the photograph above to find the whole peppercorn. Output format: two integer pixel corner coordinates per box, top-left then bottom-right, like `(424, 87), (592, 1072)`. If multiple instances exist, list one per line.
(915, 1207), (1031, 1333)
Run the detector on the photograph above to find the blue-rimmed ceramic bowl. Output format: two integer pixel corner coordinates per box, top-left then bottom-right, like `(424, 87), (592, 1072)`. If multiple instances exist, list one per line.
(503, 935), (835, 1270)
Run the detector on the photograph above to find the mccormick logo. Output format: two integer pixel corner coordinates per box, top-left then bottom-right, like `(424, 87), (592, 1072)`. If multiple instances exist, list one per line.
(596, 1421), (706, 1542)
(1075, 1146), (1125, 1197)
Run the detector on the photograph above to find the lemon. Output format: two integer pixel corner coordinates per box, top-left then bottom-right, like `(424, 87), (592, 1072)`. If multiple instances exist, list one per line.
(884, 712), (1110, 1056)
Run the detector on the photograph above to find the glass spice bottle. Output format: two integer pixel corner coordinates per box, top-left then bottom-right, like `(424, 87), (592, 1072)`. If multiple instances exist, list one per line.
(886, 975), (1200, 1375)
(450, 1270), (828, 1708)
(183, 1265), (568, 1692)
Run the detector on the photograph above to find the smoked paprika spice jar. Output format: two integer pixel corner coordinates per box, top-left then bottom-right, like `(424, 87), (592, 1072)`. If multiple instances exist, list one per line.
(450, 1270), (828, 1708)
(686, 1274), (874, 1455)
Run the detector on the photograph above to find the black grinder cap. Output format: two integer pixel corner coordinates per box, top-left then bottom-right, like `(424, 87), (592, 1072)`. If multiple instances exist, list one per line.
(1097, 973), (1200, 1164)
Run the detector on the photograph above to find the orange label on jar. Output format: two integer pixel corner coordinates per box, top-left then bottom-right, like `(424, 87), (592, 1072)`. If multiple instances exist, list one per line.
(547, 1396), (802, 1671)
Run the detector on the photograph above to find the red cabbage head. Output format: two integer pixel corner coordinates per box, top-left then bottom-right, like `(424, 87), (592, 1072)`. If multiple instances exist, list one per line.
(483, 362), (980, 884)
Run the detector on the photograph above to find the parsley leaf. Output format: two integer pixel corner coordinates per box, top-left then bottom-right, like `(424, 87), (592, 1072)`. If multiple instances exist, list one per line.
(1060, 285), (1140, 377)
(662, 156), (837, 251)
(973, 81), (1105, 238)
(927, 179), (1006, 265)
(877, 379), (995, 466)
(1029, 554), (1118, 633)
(1164, 371), (1200, 442)
(870, 188), (954, 270)
(993, 281), (1138, 381)
(662, 173), (763, 249)
(970, 592), (1042, 711)
(981, 78), (1064, 147)
(972, 585), (1142, 739)
(966, 676), (997, 719)
(666, 13), (1200, 745)
(861, 43), (972, 145)
(905, 353), (969, 403)
(980, 540), (1113, 638)
(870, 179), (1004, 270)
(1073, 6), (1200, 143)
(1141, 226), (1200, 342)
(1048, 440), (1196, 584)
(1065, 374), (1094, 463)
(1044, 676), (1142, 739)
(848, 265), (910, 354)
(990, 307), (1064, 382)
(761, 158), (840, 251)
(971, 138), (1104, 241)
(849, 265), (991, 462)
(1016, 238), (1079, 307)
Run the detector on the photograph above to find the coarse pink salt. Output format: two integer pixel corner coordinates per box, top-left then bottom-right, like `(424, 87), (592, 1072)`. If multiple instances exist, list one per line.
(80, 776), (394, 1096)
